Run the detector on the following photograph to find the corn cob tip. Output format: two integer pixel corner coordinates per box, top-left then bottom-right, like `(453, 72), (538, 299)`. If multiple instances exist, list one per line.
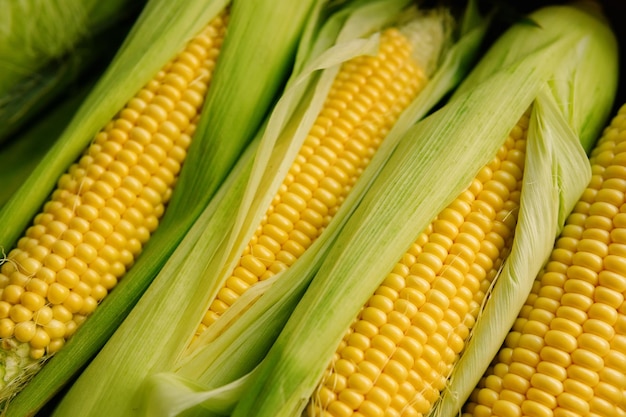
(397, 7), (454, 78)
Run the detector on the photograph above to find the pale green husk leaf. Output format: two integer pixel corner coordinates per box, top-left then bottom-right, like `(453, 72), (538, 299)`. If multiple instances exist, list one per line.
(0, 0), (142, 142)
(0, 82), (91, 208)
(0, 0), (135, 93)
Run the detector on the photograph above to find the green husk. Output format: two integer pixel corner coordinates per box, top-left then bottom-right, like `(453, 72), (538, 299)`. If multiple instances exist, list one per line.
(43, 1), (489, 416)
(230, 3), (618, 417)
(0, 0), (145, 143)
(0, 81), (92, 209)
(2, 0), (317, 414)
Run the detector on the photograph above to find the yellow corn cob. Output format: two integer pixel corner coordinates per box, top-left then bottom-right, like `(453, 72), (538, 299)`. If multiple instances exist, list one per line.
(306, 110), (530, 417)
(0, 11), (228, 362)
(462, 105), (626, 417)
(195, 27), (428, 336)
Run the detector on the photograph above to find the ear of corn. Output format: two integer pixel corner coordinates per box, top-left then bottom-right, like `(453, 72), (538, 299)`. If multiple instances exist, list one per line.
(229, 4), (618, 417)
(45, 1), (490, 416)
(461, 100), (626, 417)
(0, 6), (230, 407)
(432, 5), (619, 416)
(2, 0), (319, 414)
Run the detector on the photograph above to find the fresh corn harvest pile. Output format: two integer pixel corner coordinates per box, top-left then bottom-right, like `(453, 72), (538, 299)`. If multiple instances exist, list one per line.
(0, 0), (624, 416)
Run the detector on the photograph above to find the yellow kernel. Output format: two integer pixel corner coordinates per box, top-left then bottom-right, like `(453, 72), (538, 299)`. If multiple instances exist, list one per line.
(556, 305), (588, 324)
(598, 270), (626, 291)
(2, 284), (24, 303)
(30, 327), (51, 349)
(361, 307), (386, 328)
(550, 317), (582, 337)
(491, 399), (521, 417)
(29, 347), (45, 359)
(79, 296), (98, 315)
(556, 392), (589, 415)
(526, 386), (558, 409)
(511, 347), (540, 367)
(51, 305), (72, 322)
(14, 321), (36, 342)
(540, 346), (572, 368)
(328, 400), (353, 417)
(0, 318), (15, 338)
(521, 399), (553, 417)
(583, 318), (615, 340)
(33, 306), (53, 325)
(20, 291), (45, 312)
(75, 243), (98, 264)
(545, 330), (577, 353)
(338, 388), (363, 410)
(48, 282), (70, 304)
(43, 253), (65, 272)
(365, 386), (391, 410)
(577, 333), (610, 356)
(561, 293), (593, 312)
(358, 400), (383, 417)
(499, 389), (525, 406)
(531, 373), (563, 396)
(51, 239), (74, 259)
(348, 373), (374, 393)
(64, 320), (78, 338)
(594, 286), (623, 308)
(63, 292), (84, 314)
(360, 361), (386, 390)
(604, 350), (626, 372)
(502, 373), (530, 394)
(56, 268), (80, 289)
(571, 348), (603, 371)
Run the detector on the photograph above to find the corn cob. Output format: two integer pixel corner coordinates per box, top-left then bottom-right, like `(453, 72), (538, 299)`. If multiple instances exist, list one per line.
(0, 9), (228, 396)
(196, 26), (429, 337)
(305, 110), (529, 417)
(461, 103), (626, 417)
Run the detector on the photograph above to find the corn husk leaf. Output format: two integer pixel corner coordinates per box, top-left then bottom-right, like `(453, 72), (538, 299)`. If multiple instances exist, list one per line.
(3, 0), (318, 414)
(45, 1), (489, 416)
(0, 0), (145, 143)
(0, 81), (93, 209)
(230, 4), (617, 417)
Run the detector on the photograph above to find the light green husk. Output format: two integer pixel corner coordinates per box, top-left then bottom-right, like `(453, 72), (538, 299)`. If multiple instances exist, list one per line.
(46, 1), (489, 416)
(0, 0), (144, 142)
(228, 3), (617, 417)
(1, 0), (317, 414)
